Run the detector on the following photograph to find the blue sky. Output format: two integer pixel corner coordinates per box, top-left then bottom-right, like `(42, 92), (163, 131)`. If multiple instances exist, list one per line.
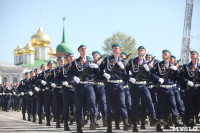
(0, 0), (200, 64)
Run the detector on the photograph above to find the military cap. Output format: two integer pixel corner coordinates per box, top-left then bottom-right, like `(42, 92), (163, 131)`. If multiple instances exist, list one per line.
(86, 56), (92, 60)
(92, 51), (101, 56)
(34, 68), (39, 71)
(162, 49), (171, 55)
(145, 53), (153, 58)
(57, 56), (64, 61)
(40, 64), (45, 69)
(190, 50), (199, 56)
(66, 52), (74, 58)
(30, 71), (33, 73)
(112, 44), (122, 48)
(121, 52), (128, 57)
(25, 72), (29, 75)
(171, 55), (176, 60)
(138, 46), (146, 50)
(154, 59), (160, 63)
(78, 44), (87, 51)
(47, 60), (54, 66)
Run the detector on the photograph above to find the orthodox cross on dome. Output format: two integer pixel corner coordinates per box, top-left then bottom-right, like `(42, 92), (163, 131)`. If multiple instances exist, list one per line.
(63, 17), (66, 24)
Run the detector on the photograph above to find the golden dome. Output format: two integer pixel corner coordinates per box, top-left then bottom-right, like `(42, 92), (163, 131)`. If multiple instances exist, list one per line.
(14, 43), (23, 55)
(30, 26), (50, 47)
(23, 42), (34, 54)
(49, 45), (56, 55)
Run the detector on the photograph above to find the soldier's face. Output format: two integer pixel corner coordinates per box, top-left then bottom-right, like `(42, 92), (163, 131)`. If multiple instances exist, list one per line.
(146, 55), (152, 61)
(190, 52), (198, 60)
(138, 49), (146, 56)
(170, 57), (176, 65)
(67, 55), (74, 63)
(113, 47), (121, 55)
(79, 47), (87, 55)
(48, 62), (54, 69)
(93, 53), (100, 62)
(162, 52), (170, 60)
(41, 65), (47, 72)
(25, 74), (30, 79)
(34, 70), (39, 75)
(58, 58), (64, 66)
(30, 72), (35, 77)
(16, 82), (19, 86)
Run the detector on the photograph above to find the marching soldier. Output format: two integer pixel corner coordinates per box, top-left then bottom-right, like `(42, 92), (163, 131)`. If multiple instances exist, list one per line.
(2, 81), (12, 112)
(126, 46), (165, 132)
(100, 44), (132, 133)
(92, 51), (107, 127)
(45, 61), (56, 126)
(56, 52), (75, 131)
(68, 45), (99, 133)
(54, 56), (65, 128)
(35, 64), (48, 124)
(180, 50), (200, 127)
(151, 49), (184, 132)
(18, 72), (32, 121)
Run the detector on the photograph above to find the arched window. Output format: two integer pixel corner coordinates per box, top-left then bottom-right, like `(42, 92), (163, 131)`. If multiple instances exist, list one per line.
(13, 77), (18, 84)
(3, 77), (7, 84)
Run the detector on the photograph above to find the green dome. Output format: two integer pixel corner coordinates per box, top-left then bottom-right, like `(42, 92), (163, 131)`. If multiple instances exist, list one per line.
(56, 42), (72, 53)
(56, 25), (72, 53)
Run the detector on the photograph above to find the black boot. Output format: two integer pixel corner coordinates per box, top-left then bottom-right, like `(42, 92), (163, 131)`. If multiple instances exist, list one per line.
(168, 115), (173, 126)
(56, 119), (61, 128)
(132, 121), (138, 132)
(28, 113), (31, 121)
(195, 115), (200, 124)
(32, 115), (36, 122)
(173, 117), (184, 127)
(164, 122), (170, 129)
(149, 114), (166, 126)
(69, 119), (73, 125)
(141, 119), (146, 129)
(115, 119), (120, 129)
(102, 115), (107, 127)
(156, 124), (163, 132)
(90, 117), (96, 130)
(107, 121), (112, 133)
(123, 118), (133, 131)
(77, 122), (83, 133)
(38, 115), (42, 124)
(53, 117), (56, 122)
(23, 113), (26, 120)
(46, 116), (51, 126)
(188, 119), (195, 128)
(64, 120), (70, 131)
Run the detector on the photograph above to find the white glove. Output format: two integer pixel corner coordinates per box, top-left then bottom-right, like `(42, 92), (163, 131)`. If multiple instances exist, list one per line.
(158, 78), (164, 84)
(13, 92), (16, 95)
(73, 76), (80, 84)
(41, 80), (47, 85)
(129, 78), (136, 84)
(51, 83), (56, 88)
(62, 81), (68, 86)
(8, 93), (12, 96)
(28, 91), (33, 96)
(20, 92), (24, 96)
(2, 92), (5, 95)
(129, 71), (132, 75)
(89, 63), (99, 68)
(34, 87), (39, 92)
(7, 87), (11, 90)
(103, 73), (111, 80)
(117, 61), (125, 69)
(143, 64), (150, 71)
(187, 81), (194, 87)
(170, 65), (178, 71)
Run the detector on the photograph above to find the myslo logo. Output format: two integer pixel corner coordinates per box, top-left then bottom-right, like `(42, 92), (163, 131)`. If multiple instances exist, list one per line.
(173, 127), (197, 131)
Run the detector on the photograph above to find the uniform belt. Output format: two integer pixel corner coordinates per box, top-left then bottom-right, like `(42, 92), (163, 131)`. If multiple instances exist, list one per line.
(57, 86), (63, 89)
(194, 84), (200, 87)
(0, 93), (2, 96)
(45, 87), (49, 90)
(94, 82), (104, 85)
(159, 85), (173, 88)
(107, 80), (123, 83)
(172, 84), (176, 87)
(5, 93), (12, 95)
(80, 81), (94, 84)
(123, 85), (129, 88)
(134, 81), (146, 84)
(148, 85), (154, 88)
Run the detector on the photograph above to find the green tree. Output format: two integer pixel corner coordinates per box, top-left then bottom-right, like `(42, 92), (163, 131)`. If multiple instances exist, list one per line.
(102, 32), (137, 59)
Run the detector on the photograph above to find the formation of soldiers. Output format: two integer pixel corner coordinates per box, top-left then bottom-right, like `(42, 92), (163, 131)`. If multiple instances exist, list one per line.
(0, 44), (200, 133)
